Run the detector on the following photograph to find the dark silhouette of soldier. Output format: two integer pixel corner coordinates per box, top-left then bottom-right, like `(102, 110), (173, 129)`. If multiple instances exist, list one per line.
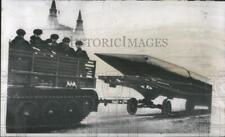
(10, 29), (33, 71)
(47, 34), (59, 54)
(50, 34), (59, 47)
(10, 29), (32, 51)
(30, 29), (44, 51)
(74, 40), (89, 77)
(45, 38), (52, 46)
(58, 37), (76, 57)
(41, 39), (56, 57)
(74, 41), (89, 60)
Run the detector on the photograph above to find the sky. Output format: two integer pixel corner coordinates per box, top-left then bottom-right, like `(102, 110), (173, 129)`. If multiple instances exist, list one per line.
(1, 0), (225, 97)
(2, 0), (225, 78)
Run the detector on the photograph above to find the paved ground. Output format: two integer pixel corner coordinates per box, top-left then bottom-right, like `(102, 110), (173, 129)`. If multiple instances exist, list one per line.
(52, 104), (210, 134)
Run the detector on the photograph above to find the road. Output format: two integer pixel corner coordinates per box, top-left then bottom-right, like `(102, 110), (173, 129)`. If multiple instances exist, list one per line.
(52, 104), (210, 134)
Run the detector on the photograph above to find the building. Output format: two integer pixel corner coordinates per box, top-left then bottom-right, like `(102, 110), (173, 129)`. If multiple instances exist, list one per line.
(38, 0), (86, 48)
(42, 0), (73, 42)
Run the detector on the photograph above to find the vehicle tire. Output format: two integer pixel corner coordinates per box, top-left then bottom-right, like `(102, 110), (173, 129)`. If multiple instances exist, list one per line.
(15, 102), (39, 132)
(127, 98), (138, 115)
(42, 101), (62, 127)
(185, 99), (195, 113)
(81, 98), (92, 117)
(6, 111), (14, 133)
(162, 99), (172, 116)
(64, 101), (81, 124)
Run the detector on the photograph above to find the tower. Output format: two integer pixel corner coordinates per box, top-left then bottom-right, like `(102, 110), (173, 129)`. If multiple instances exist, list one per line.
(45, 0), (72, 41)
(73, 10), (85, 47)
(48, 0), (58, 27)
(75, 10), (84, 31)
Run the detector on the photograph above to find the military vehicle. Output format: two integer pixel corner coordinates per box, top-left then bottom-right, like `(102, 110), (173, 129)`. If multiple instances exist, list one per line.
(6, 48), (98, 132)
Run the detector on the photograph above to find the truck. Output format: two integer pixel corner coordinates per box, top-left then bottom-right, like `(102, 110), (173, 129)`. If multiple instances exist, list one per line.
(6, 48), (99, 132)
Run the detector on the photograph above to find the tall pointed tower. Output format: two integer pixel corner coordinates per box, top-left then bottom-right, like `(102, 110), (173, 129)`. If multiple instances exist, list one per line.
(48, 0), (58, 26)
(44, 0), (72, 41)
(72, 10), (85, 47)
(75, 10), (84, 32)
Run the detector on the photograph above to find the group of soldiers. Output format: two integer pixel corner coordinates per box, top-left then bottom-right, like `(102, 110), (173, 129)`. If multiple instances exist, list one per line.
(10, 29), (89, 59)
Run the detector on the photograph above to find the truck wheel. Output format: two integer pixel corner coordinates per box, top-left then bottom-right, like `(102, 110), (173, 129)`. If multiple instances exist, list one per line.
(6, 111), (14, 133)
(15, 102), (38, 132)
(42, 101), (62, 126)
(162, 99), (172, 116)
(185, 99), (195, 113)
(127, 98), (138, 115)
(88, 98), (96, 111)
(81, 99), (92, 117)
(65, 101), (81, 124)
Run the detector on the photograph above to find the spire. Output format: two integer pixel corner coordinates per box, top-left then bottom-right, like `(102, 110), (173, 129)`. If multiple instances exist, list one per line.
(46, 0), (72, 31)
(49, 0), (57, 17)
(51, 0), (56, 10)
(75, 10), (83, 31)
(72, 10), (85, 47)
(78, 10), (82, 20)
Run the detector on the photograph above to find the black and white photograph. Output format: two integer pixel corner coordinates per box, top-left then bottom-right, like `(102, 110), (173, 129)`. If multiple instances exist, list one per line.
(1, 0), (225, 136)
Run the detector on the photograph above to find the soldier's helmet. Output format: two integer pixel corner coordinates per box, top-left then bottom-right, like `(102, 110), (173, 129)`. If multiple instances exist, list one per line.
(75, 40), (83, 46)
(16, 29), (26, 36)
(50, 34), (59, 40)
(33, 29), (43, 35)
(62, 37), (71, 43)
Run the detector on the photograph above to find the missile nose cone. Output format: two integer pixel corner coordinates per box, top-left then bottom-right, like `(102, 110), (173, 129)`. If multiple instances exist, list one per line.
(94, 53), (101, 57)
(95, 53), (113, 59)
(95, 53), (107, 56)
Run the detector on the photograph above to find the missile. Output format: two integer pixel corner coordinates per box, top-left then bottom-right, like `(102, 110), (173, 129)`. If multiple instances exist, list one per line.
(95, 53), (209, 83)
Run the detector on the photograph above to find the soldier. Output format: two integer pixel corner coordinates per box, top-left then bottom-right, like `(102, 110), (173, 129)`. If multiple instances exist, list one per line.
(74, 41), (89, 60)
(58, 37), (76, 57)
(30, 29), (44, 51)
(45, 38), (52, 46)
(10, 29), (32, 51)
(10, 29), (33, 71)
(47, 34), (59, 54)
(50, 34), (59, 47)
(74, 40), (89, 77)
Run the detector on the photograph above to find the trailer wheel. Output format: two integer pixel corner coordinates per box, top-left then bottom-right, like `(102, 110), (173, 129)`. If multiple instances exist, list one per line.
(127, 98), (138, 115)
(162, 99), (172, 116)
(185, 99), (195, 113)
